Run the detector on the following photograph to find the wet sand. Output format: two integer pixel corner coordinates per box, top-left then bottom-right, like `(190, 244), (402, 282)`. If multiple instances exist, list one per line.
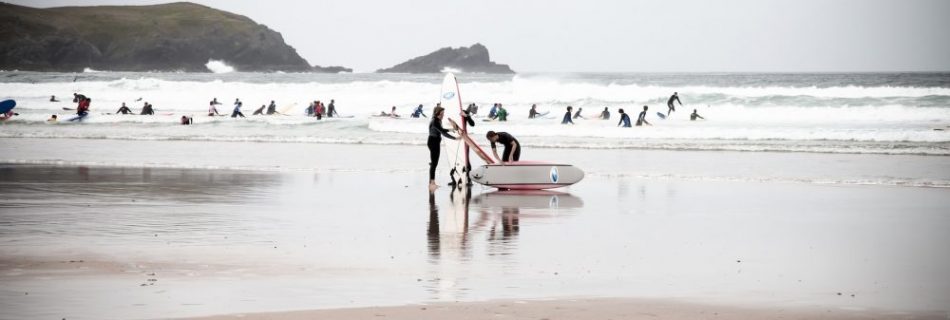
(1, 140), (950, 319)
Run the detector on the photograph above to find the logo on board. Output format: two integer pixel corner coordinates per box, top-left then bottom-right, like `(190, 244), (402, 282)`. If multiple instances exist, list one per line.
(550, 166), (559, 183)
(442, 92), (456, 100)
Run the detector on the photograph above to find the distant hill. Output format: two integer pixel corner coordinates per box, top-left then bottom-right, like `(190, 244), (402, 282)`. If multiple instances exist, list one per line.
(0, 2), (321, 72)
(377, 43), (514, 74)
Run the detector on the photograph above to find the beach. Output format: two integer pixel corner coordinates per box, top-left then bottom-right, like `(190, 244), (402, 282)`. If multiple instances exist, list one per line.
(1, 138), (949, 319)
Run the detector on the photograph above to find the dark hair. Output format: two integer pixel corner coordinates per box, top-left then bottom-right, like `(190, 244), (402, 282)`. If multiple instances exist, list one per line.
(486, 131), (497, 139)
(643, 105), (648, 110)
(433, 106), (445, 117)
(619, 108), (624, 113)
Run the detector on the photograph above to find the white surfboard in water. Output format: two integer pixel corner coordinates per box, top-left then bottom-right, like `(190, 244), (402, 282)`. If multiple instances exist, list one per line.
(440, 73), (468, 187)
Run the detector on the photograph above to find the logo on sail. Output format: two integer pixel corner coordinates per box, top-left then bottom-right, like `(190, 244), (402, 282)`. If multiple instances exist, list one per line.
(550, 166), (559, 183)
(442, 92), (456, 100)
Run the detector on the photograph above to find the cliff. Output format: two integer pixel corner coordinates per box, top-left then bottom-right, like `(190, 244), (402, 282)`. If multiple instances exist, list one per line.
(376, 43), (514, 74)
(0, 2), (315, 72)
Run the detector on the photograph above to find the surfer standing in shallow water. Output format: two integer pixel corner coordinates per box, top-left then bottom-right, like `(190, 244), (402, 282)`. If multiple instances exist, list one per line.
(428, 106), (457, 190)
(486, 131), (521, 164)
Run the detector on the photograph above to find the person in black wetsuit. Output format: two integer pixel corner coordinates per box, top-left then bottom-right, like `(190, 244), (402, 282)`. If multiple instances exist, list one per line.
(573, 107), (584, 119)
(636, 105), (651, 126)
(266, 101), (277, 115)
(140, 102), (154, 115)
(529, 104), (539, 119)
(618, 108), (631, 127)
(327, 99), (338, 117)
(115, 103), (133, 115)
(562, 106), (574, 124)
(690, 109), (705, 121)
(486, 131), (520, 164)
(600, 107), (610, 120)
(667, 92), (682, 116)
(252, 104), (266, 115)
(428, 106), (457, 190)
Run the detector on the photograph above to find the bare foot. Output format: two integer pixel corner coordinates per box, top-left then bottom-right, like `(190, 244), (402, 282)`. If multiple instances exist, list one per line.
(428, 183), (439, 191)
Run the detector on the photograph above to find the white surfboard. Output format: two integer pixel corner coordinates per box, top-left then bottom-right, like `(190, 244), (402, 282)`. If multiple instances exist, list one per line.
(472, 190), (584, 209)
(471, 162), (585, 190)
(441, 73), (468, 187)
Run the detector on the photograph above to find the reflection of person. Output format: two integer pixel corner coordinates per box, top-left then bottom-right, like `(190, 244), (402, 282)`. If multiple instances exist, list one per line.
(427, 191), (440, 258)
(486, 131), (521, 163)
(428, 106), (457, 190)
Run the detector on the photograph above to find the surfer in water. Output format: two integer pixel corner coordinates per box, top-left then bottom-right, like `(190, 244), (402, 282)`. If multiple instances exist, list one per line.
(328, 99), (339, 117)
(50, 95), (59, 102)
(266, 101), (277, 115)
(231, 99), (245, 118)
(47, 115), (57, 123)
(496, 104), (508, 121)
(488, 103), (499, 119)
(600, 107), (610, 120)
(140, 102), (154, 115)
(69, 98), (91, 122)
(411, 104), (427, 118)
(617, 108), (631, 127)
(208, 98), (223, 116)
(428, 105), (457, 190)
(180, 115), (193, 125)
(636, 105), (651, 126)
(573, 107), (585, 120)
(116, 103), (133, 115)
(252, 104), (266, 115)
(529, 104), (539, 119)
(466, 103), (478, 117)
(690, 109), (705, 121)
(667, 92), (682, 116)
(486, 131), (521, 164)
(562, 106), (575, 124)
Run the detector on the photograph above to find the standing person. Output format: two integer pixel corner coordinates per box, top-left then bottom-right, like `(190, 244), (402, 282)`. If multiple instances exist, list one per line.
(50, 95), (59, 102)
(600, 107), (610, 120)
(389, 106), (399, 118)
(561, 106), (574, 124)
(573, 107), (584, 119)
(529, 104), (539, 118)
(140, 102), (154, 115)
(667, 92), (682, 116)
(266, 100), (277, 115)
(116, 103), (132, 115)
(231, 99), (245, 118)
(315, 101), (326, 119)
(690, 109), (705, 121)
(208, 98), (222, 116)
(69, 98), (90, 122)
(486, 131), (521, 163)
(427, 106), (457, 190)
(327, 99), (338, 117)
(617, 108), (631, 127)
(636, 105), (651, 126)
(496, 104), (508, 121)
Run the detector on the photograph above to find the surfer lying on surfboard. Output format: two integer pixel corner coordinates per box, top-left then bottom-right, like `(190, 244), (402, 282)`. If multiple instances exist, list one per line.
(486, 131), (521, 165)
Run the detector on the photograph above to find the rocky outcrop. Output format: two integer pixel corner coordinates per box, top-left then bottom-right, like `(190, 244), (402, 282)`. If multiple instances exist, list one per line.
(312, 65), (352, 73)
(376, 43), (514, 74)
(0, 2), (314, 72)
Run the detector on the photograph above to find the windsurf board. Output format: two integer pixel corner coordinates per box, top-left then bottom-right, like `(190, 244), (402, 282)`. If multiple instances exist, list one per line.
(471, 162), (584, 190)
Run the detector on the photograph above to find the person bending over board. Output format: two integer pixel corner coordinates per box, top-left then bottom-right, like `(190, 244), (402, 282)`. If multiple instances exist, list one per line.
(600, 107), (610, 120)
(667, 92), (682, 116)
(411, 104), (427, 118)
(690, 109), (705, 121)
(488, 103), (499, 119)
(617, 108), (632, 127)
(428, 106), (457, 190)
(562, 106), (575, 124)
(486, 131), (521, 164)
(636, 106), (651, 126)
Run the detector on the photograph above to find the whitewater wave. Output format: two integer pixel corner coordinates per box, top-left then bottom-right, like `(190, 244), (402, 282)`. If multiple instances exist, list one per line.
(205, 60), (235, 74)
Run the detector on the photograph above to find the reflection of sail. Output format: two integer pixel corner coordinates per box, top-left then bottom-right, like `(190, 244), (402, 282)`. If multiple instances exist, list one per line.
(472, 190), (584, 209)
(425, 188), (471, 301)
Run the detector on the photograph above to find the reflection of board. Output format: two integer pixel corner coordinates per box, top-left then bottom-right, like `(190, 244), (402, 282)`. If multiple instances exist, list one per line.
(472, 162), (585, 190)
(656, 112), (666, 119)
(0, 100), (15, 113)
(440, 73), (468, 187)
(473, 190), (584, 209)
(448, 118), (494, 164)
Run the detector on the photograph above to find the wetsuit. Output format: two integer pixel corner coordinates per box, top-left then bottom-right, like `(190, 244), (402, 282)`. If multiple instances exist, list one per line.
(412, 106), (426, 118)
(573, 110), (583, 119)
(140, 104), (154, 115)
(488, 105), (498, 119)
(491, 132), (521, 162)
(116, 106), (132, 114)
(562, 111), (574, 124)
(529, 109), (538, 118)
(328, 102), (337, 117)
(667, 94), (681, 113)
(618, 113), (631, 127)
(266, 102), (277, 115)
(428, 118), (456, 180)
(253, 106), (265, 115)
(466, 104), (478, 116)
(231, 102), (245, 118)
(636, 110), (647, 126)
(601, 110), (610, 120)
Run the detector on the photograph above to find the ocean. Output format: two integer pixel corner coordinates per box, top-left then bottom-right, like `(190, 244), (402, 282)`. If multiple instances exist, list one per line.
(1, 71), (949, 155)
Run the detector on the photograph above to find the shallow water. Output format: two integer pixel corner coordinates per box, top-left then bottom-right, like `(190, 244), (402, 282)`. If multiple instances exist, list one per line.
(1, 164), (948, 319)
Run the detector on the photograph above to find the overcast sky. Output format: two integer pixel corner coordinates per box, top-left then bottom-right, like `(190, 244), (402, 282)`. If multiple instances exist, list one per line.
(10, 0), (950, 72)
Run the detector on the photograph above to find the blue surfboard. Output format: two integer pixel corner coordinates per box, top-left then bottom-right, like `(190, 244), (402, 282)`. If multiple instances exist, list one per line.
(0, 100), (16, 113)
(656, 112), (666, 120)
